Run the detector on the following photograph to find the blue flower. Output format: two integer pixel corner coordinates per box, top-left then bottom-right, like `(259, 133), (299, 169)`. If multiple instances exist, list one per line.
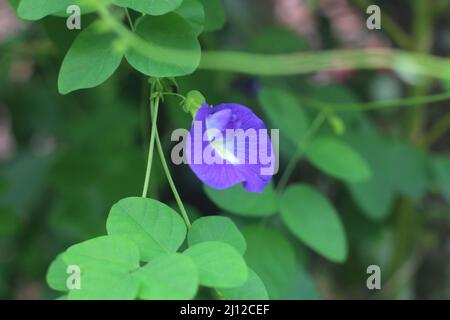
(187, 103), (275, 193)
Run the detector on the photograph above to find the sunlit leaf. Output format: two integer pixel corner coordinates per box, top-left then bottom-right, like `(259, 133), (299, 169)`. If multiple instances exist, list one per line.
(184, 241), (248, 288)
(106, 197), (187, 261)
(62, 235), (140, 300)
(135, 253), (199, 300)
(188, 216), (247, 255)
(219, 268), (269, 300)
(46, 254), (68, 292)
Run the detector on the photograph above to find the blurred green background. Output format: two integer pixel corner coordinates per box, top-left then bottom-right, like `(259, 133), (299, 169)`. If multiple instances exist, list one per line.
(1, 0), (450, 299)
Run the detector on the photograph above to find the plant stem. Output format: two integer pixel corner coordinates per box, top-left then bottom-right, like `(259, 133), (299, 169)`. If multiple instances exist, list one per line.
(423, 111), (450, 147)
(150, 95), (192, 228)
(124, 8), (135, 31)
(141, 96), (160, 197)
(303, 91), (450, 112)
(276, 110), (328, 193)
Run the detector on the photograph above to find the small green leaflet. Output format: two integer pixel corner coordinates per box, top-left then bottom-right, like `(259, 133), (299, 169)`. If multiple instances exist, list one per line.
(112, 0), (183, 16)
(306, 136), (372, 182)
(62, 235), (140, 300)
(199, 0), (226, 32)
(58, 22), (124, 94)
(106, 197), (186, 261)
(125, 14), (201, 77)
(46, 254), (68, 292)
(219, 268), (269, 300)
(188, 216), (247, 255)
(280, 184), (348, 263)
(203, 183), (278, 217)
(175, 0), (205, 36)
(184, 241), (248, 288)
(242, 226), (296, 299)
(258, 88), (309, 149)
(135, 253), (199, 300)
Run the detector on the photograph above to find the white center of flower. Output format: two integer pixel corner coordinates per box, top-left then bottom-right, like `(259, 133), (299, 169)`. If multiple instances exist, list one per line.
(206, 110), (240, 164)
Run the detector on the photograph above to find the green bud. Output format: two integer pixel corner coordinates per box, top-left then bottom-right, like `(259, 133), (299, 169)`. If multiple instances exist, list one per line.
(184, 90), (206, 118)
(328, 114), (346, 135)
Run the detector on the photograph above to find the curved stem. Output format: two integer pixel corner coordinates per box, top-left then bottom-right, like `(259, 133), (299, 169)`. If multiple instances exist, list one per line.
(423, 111), (450, 147)
(303, 91), (450, 112)
(150, 95), (192, 228)
(276, 111), (328, 193)
(141, 97), (160, 197)
(124, 8), (135, 31)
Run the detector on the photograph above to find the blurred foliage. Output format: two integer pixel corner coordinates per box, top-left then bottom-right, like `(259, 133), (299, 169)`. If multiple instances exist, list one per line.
(0, 0), (450, 299)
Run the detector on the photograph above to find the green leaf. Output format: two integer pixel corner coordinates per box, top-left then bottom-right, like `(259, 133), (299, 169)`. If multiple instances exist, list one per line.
(188, 216), (247, 255)
(345, 129), (396, 220)
(17, 0), (92, 20)
(46, 254), (68, 292)
(62, 235), (140, 300)
(306, 136), (372, 182)
(184, 241), (248, 288)
(125, 14), (201, 77)
(219, 268), (269, 300)
(203, 183), (278, 217)
(175, 0), (205, 36)
(106, 197), (187, 261)
(112, 0), (183, 16)
(199, 0), (226, 32)
(385, 140), (428, 198)
(135, 253), (199, 300)
(280, 184), (348, 263)
(68, 269), (140, 300)
(258, 88), (309, 149)
(242, 226), (296, 299)
(58, 22), (123, 94)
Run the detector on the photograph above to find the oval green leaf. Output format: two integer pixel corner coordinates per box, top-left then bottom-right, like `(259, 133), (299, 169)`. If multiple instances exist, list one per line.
(106, 197), (187, 261)
(58, 22), (124, 94)
(280, 184), (348, 263)
(203, 183), (278, 217)
(199, 0), (226, 32)
(175, 0), (205, 36)
(188, 216), (247, 255)
(125, 14), (201, 77)
(112, 0), (183, 16)
(306, 136), (372, 182)
(62, 235), (140, 300)
(135, 253), (199, 300)
(242, 226), (296, 299)
(46, 254), (68, 292)
(219, 268), (269, 300)
(184, 241), (248, 288)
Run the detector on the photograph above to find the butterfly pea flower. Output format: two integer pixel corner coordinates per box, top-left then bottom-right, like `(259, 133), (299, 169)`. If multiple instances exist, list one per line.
(186, 102), (276, 193)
